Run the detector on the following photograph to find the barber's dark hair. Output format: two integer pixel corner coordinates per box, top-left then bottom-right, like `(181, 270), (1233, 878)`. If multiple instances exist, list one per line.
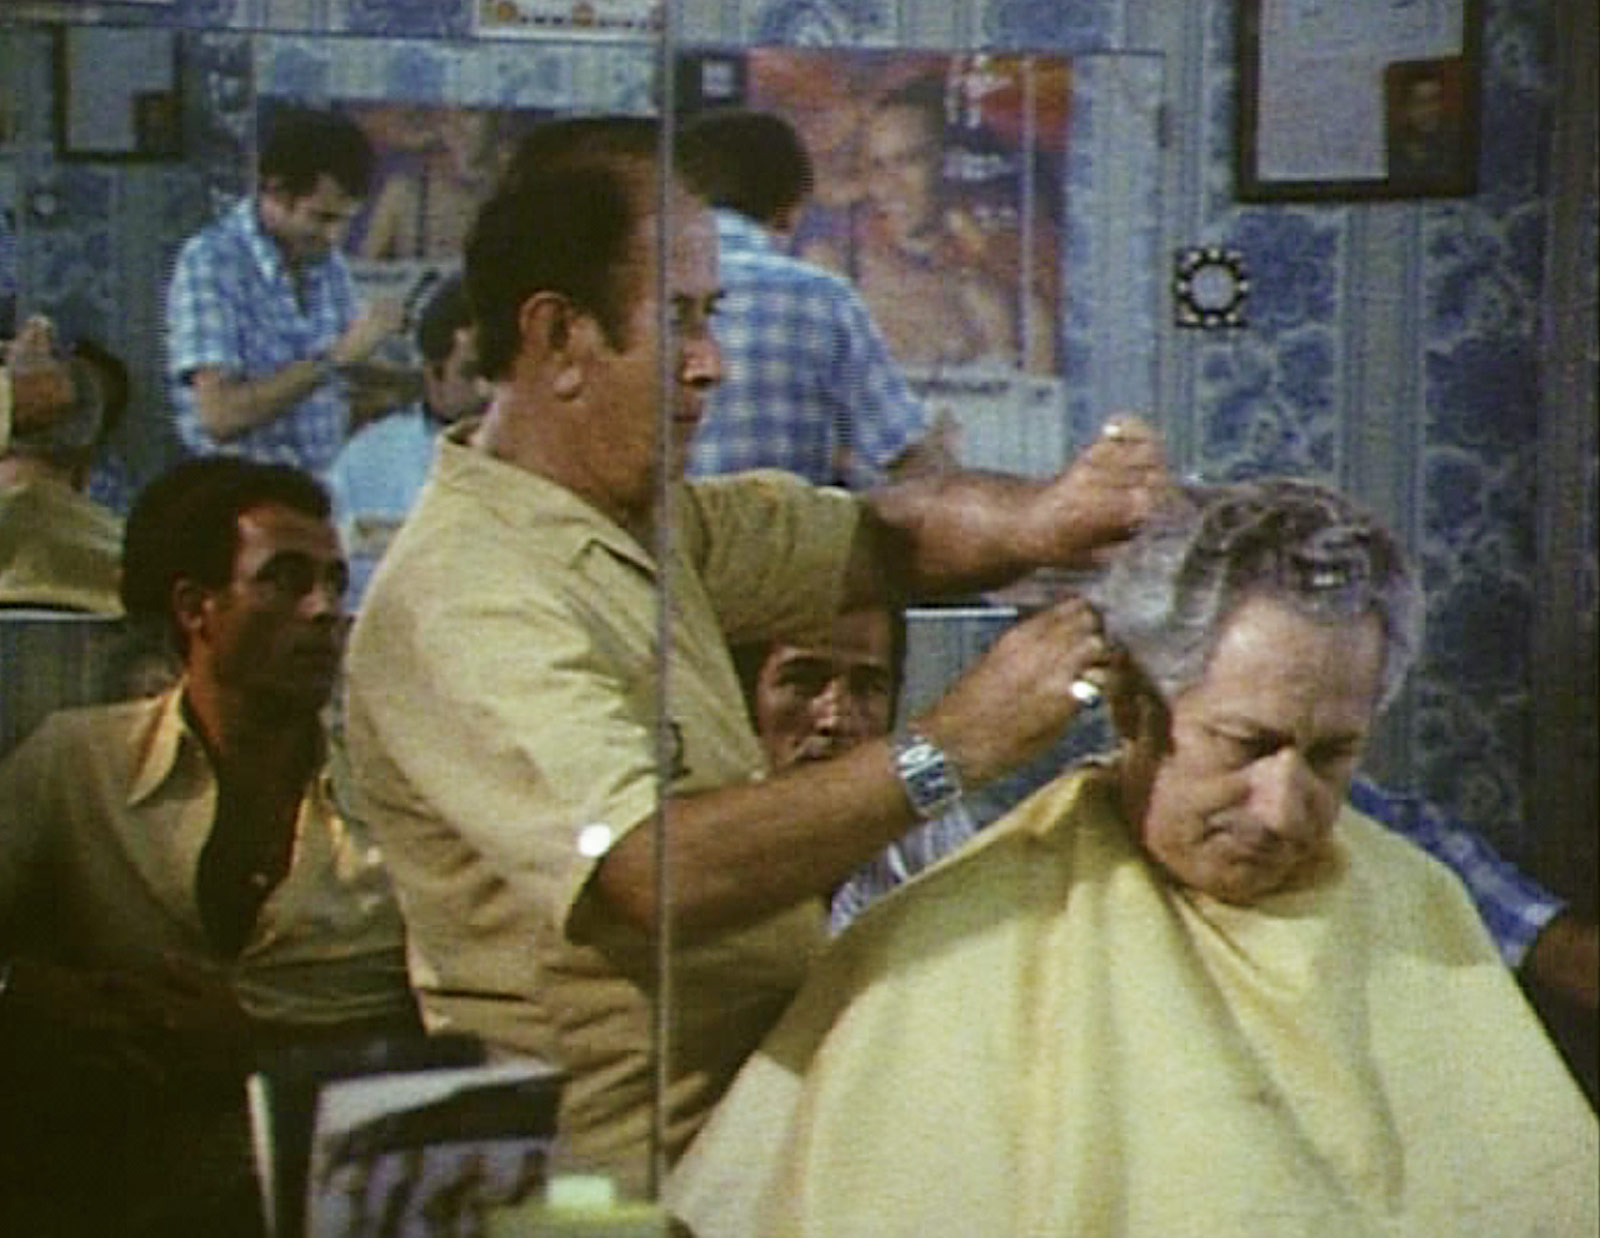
(1085, 478), (1421, 710)
(469, 115), (670, 378)
(258, 104), (376, 199)
(120, 456), (332, 651)
(731, 604), (911, 731)
(677, 109), (814, 225)
(415, 273), (473, 368)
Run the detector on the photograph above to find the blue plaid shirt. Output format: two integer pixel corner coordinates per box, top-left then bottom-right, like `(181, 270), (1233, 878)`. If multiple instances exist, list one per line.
(687, 211), (931, 488)
(166, 198), (360, 476)
(1348, 775), (1563, 969)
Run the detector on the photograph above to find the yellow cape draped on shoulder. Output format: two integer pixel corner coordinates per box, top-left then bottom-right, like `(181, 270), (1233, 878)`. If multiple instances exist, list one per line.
(670, 764), (1599, 1237)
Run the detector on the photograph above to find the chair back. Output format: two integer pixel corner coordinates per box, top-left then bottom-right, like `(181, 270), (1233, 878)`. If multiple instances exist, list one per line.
(0, 611), (135, 761)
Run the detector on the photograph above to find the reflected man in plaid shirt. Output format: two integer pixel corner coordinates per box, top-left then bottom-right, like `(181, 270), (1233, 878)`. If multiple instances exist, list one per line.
(165, 105), (411, 477)
(678, 109), (953, 489)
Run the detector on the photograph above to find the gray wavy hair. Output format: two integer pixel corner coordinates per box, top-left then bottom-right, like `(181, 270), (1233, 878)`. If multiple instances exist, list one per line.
(1084, 478), (1422, 710)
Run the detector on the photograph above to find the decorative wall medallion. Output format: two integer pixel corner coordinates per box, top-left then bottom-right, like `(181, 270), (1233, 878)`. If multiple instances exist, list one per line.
(1174, 244), (1249, 328)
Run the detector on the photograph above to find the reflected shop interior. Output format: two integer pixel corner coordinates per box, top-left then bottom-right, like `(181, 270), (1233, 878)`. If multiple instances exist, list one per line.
(0, 1), (1595, 1233)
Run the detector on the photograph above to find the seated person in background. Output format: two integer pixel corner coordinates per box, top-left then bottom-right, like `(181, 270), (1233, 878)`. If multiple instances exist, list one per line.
(0, 315), (123, 613)
(672, 478), (1599, 1237)
(677, 108), (952, 487)
(734, 606), (1600, 1010)
(731, 605), (982, 934)
(326, 271), (489, 605)
(0, 456), (419, 1237)
(0, 312), (76, 441)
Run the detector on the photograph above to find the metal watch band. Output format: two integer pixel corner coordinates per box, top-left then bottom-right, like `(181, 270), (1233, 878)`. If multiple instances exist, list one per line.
(892, 729), (964, 821)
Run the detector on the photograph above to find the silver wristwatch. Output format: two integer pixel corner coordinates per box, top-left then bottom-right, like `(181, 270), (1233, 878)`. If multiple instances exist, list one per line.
(892, 729), (964, 820)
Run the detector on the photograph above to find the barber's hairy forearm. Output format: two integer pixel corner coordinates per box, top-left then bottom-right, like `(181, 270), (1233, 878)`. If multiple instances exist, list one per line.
(593, 737), (915, 936)
(859, 469), (1067, 600)
(189, 361), (328, 440)
(591, 597), (1111, 937)
(853, 415), (1170, 602)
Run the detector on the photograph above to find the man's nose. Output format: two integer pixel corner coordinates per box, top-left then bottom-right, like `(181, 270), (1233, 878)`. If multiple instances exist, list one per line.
(1247, 748), (1322, 843)
(811, 679), (869, 740)
(681, 329), (722, 390)
(300, 572), (346, 621)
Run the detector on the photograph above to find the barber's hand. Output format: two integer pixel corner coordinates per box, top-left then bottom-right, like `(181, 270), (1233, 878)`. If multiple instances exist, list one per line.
(3, 316), (77, 432)
(331, 297), (406, 366)
(1028, 415), (1173, 569)
(915, 595), (1112, 787)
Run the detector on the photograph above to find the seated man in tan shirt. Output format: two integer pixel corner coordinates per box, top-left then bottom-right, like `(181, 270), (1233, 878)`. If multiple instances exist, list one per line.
(0, 455), (419, 1237)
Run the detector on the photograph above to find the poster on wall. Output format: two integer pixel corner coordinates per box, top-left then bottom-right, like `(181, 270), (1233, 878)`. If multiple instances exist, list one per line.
(680, 49), (1072, 475)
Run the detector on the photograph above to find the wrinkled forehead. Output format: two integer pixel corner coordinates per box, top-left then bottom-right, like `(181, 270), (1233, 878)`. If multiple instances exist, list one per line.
(766, 610), (895, 676)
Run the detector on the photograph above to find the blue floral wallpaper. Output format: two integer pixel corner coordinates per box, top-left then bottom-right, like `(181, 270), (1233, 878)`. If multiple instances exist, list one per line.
(1, 0), (1593, 891)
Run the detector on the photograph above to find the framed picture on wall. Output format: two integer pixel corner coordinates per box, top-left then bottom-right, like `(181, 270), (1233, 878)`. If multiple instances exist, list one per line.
(1237, 0), (1482, 201)
(54, 26), (183, 160)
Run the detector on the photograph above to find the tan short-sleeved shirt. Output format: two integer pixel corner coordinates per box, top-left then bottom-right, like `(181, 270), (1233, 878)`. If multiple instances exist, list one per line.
(342, 433), (860, 1192)
(0, 687), (415, 1025)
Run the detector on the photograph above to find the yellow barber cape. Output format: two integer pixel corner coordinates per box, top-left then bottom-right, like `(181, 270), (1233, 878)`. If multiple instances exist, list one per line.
(669, 764), (1599, 1237)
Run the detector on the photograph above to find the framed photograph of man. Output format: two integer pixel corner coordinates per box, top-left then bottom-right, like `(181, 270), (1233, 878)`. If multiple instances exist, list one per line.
(1383, 57), (1475, 195)
(1237, 0), (1481, 201)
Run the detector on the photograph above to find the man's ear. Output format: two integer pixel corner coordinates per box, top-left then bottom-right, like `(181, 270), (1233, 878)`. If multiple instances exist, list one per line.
(769, 203), (801, 242)
(519, 293), (587, 399)
(171, 578), (209, 643)
(1107, 659), (1168, 749)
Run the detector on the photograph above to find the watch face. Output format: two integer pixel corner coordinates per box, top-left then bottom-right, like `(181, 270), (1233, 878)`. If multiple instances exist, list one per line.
(897, 736), (962, 818)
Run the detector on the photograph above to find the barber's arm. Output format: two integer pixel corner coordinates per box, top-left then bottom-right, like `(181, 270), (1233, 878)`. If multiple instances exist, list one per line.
(593, 416), (1166, 936)
(851, 414), (1170, 603)
(595, 594), (1111, 936)
(1526, 913), (1599, 1013)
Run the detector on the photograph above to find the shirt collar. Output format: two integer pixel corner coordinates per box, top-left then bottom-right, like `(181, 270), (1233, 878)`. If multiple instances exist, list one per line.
(126, 681), (206, 806)
(237, 195), (334, 292)
(714, 209), (779, 258)
(433, 421), (671, 577)
(124, 680), (332, 808)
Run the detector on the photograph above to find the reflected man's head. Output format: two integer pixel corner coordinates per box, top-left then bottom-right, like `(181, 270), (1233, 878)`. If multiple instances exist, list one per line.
(414, 274), (488, 423)
(736, 606), (907, 773)
(256, 105), (376, 263)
